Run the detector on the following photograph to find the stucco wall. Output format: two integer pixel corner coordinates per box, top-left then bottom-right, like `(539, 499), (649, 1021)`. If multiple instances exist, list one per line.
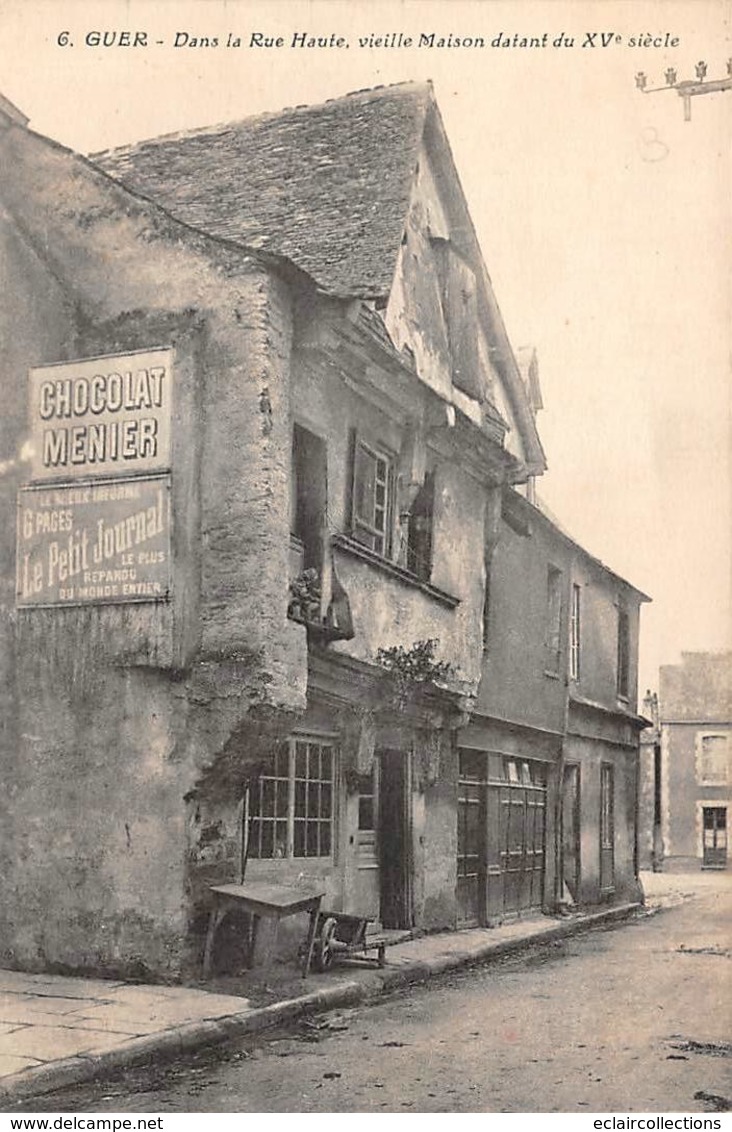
(0, 122), (310, 978)
(292, 351), (487, 695)
(478, 513), (568, 733)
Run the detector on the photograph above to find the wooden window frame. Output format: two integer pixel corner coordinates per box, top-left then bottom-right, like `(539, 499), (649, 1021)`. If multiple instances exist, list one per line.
(247, 735), (337, 861)
(350, 434), (395, 559)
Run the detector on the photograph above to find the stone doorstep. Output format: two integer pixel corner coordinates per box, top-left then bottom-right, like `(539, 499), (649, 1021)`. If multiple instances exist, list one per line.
(0, 902), (643, 1104)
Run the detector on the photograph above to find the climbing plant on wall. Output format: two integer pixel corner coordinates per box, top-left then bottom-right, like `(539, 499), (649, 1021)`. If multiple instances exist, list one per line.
(375, 637), (453, 709)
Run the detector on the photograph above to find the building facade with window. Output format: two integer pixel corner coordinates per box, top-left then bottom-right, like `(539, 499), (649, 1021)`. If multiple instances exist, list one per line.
(458, 490), (648, 924)
(0, 82), (647, 981)
(649, 652), (731, 871)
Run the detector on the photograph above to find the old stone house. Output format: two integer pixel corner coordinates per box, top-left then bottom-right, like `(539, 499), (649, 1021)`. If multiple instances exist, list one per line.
(641, 653), (731, 871)
(0, 82), (647, 981)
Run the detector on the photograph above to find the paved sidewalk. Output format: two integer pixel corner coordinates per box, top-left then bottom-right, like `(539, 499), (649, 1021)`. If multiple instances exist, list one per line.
(0, 895), (653, 1106)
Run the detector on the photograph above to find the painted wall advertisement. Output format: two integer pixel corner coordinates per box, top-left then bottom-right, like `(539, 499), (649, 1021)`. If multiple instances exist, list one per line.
(16, 475), (171, 607)
(28, 348), (172, 482)
(17, 348), (174, 608)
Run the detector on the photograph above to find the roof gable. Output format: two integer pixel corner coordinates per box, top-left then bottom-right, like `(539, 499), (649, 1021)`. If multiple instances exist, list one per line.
(93, 80), (546, 475)
(94, 82), (432, 298)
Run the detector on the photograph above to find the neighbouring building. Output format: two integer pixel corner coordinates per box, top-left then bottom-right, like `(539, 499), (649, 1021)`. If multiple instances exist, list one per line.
(644, 653), (731, 872)
(458, 491), (648, 923)
(0, 82), (649, 982)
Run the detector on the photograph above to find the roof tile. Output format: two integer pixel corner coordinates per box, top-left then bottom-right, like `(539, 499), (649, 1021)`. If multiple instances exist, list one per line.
(94, 82), (432, 297)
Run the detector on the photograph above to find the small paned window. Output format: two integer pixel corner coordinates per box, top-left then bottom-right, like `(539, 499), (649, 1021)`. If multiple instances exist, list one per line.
(617, 609), (630, 699)
(248, 737), (336, 860)
(351, 437), (394, 557)
(570, 583), (581, 681)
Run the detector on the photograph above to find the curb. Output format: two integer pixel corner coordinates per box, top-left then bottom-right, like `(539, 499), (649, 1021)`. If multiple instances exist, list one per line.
(0, 902), (641, 1106)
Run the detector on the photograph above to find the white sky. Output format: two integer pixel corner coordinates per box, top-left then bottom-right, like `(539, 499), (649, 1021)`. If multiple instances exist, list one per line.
(1, 0), (730, 696)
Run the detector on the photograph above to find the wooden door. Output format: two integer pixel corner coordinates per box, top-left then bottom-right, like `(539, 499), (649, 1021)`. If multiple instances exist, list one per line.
(498, 759), (546, 916)
(379, 749), (413, 929)
(354, 768), (380, 918)
(457, 752), (486, 925)
(562, 764), (580, 902)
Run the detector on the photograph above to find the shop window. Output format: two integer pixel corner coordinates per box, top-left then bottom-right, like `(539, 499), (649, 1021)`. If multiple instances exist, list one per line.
(697, 734), (729, 786)
(545, 566), (563, 673)
(616, 608), (630, 699)
(350, 434), (394, 557)
(291, 424), (327, 573)
(569, 583), (581, 681)
(248, 737), (335, 860)
(406, 471), (434, 581)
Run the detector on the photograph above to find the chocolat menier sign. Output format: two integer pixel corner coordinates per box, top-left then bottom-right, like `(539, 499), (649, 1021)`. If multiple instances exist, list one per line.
(17, 349), (173, 608)
(28, 348), (172, 481)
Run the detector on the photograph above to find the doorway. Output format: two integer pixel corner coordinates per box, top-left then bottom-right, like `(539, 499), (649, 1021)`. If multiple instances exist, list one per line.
(378, 749), (413, 929)
(457, 751), (487, 925)
(702, 806), (727, 868)
(562, 764), (580, 902)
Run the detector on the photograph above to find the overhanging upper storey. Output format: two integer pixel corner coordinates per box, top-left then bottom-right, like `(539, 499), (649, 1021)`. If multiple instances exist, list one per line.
(92, 81), (547, 485)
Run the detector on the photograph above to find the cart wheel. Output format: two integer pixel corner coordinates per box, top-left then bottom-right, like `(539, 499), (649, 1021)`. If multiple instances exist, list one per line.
(313, 916), (338, 972)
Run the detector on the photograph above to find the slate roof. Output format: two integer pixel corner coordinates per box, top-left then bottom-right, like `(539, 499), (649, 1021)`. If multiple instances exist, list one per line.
(93, 82), (433, 298)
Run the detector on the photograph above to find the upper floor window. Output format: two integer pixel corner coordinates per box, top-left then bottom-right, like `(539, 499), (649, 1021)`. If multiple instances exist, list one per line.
(406, 471), (435, 581)
(247, 736), (335, 860)
(545, 566), (563, 674)
(697, 734), (729, 786)
(291, 423), (327, 573)
(351, 435), (394, 558)
(616, 608), (630, 700)
(569, 583), (581, 681)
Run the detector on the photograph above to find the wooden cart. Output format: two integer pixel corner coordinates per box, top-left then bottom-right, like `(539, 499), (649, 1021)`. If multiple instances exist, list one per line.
(310, 910), (388, 972)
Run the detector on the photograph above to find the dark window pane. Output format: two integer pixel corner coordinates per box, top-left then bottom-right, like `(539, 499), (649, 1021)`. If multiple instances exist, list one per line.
(261, 821), (274, 859)
(358, 795), (373, 830)
(275, 780), (287, 817)
(321, 782), (332, 819)
(275, 743), (288, 777)
(307, 821), (318, 857)
(294, 821), (306, 857)
(321, 822), (331, 856)
(321, 746), (332, 780)
(306, 781), (319, 820)
(295, 742), (307, 778)
(274, 821), (287, 858)
(309, 743), (320, 779)
(262, 779), (275, 817)
(295, 778), (306, 818)
(248, 818), (261, 858)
